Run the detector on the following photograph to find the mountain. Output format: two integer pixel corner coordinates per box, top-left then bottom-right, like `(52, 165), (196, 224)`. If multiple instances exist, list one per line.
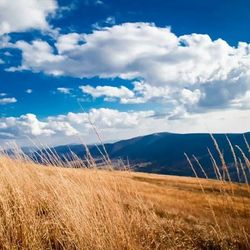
(34, 132), (250, 180)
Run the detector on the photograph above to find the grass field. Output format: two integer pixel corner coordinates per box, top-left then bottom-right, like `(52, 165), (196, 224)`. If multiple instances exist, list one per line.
(0, 153), (249, 249)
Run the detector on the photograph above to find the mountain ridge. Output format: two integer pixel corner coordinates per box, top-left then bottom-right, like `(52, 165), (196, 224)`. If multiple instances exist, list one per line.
(34, 131), (250, 180)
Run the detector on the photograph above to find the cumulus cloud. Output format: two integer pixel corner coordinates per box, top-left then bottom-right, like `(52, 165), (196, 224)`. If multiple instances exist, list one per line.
(0, 97), (17, 105)
(9, 23), (178, 78)
(0, 0), (58, 34)
(0, 109), (154, 141)
(8, 40), (64, 74)
(56, 33), (84, 54)
(8, 22), (248, 85)
(122, 81), (172, 104)
(80, 81), (204, 107)
(6, 22), (250, 115)
(1, 108), (250, 146)
(0, 113), (76, 139)
(80, 82), (171, 104)
(51, 108), (154, 131)
(80, 85), (135, 102)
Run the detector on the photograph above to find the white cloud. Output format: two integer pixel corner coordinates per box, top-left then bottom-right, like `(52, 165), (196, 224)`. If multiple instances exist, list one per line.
(0, 97), (17, 105)
(8, 40), (64, 74)
(1, 108), (250, 146)
(0, 0), (58, 34)
(80, 85), (135, 101)
(123, 81), (172, 104)
(52, 108), (154, 130)
(79, 81), (203, 106)
(0, 113), (76, 139)
(56, 33), (84, 54)
(80, 82), (171, 104)
(180, 89), (202, 105)
(26, 89), (33, 94)
(7, 22), (250, 115)
(57, 87), (72, 94)
(0, 109), (154, 143)
(9, 23), (178, 77)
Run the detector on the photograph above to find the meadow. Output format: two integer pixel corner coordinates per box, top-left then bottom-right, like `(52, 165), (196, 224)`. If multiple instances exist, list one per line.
(0, 138), (249, 249)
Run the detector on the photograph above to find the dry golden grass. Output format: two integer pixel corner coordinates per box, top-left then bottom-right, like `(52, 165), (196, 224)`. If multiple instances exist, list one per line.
(0, 153), (249, 250)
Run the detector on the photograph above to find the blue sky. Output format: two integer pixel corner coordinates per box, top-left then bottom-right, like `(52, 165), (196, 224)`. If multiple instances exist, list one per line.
(0, 0), (250, 146)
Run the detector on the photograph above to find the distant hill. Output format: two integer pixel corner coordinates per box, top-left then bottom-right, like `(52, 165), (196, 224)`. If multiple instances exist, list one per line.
(34, 132), (250, 180)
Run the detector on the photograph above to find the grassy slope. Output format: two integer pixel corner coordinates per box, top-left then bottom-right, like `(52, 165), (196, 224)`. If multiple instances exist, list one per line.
(0, 156), (249, 249)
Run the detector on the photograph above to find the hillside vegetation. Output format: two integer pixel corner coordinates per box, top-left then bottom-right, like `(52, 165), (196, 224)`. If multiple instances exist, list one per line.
(0, 151), (249, 249)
